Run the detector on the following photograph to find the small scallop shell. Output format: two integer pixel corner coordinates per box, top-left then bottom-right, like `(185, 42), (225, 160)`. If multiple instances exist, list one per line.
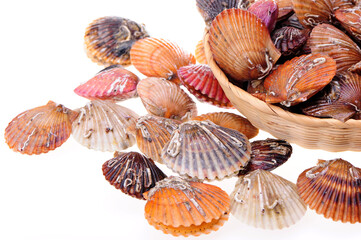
(72, 100), (139, 151)
(135, 115), (181, 164)
(248, 0), (279, 32)
(195, 39), (207, 64)
(192, 112), (259, 139)
(177, 64), (233, 108)
(74, 65), (139, 101)
(297, 158), (361, 223)
(272, 27), (310, 56)
(208, 8), (281, 82)
(292, 0), (333, 28)
(102, 151), (167, 200)
(335, 7), (361, 42)
(5, 101), (78, 155)
(144, 176), (230, 237)
(130, 37), (195, 83)
(231, 169), (307, 229)
(275, 0), (294, 20)
(136, 77), (197, 121)
(162, 120), (251, 180)
(84, 16), (149, 66)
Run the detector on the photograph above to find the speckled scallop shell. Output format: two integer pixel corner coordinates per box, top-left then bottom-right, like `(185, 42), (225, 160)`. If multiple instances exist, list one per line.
(72, 100), (139, 151)
(84, 16), (149, 66)
(130, 38), (195, 83)
(144, 176), (230, 237)
(135, 115), (180, 164)
(272, 27), (310, 56)
(297, 158), (361, 223)
(248, 0), (279, 32)
(74, 65), (139, 101)
(335, 7), (361, 42)
(136, 77), (197, 121)
(162, 120), (251, 180)
(262, 53), (336, 106)
(309, 24), (361, 73)
(5, 101), (78, 155)
(292, 0), (333, 28)
(192, 112), (259, 139)
(177, 64), (232, 108)
(231, 169), (307, 229)
(208, 8), (281, 82)
(195, 39), (207, 64)
(102, 151), (167, 200)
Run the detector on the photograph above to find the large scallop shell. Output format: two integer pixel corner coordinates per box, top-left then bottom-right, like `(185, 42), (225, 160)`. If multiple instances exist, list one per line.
(335, 7), (361, 42)
(74, 65), (139, 101)
(84, 16), (149, 66)
(195, 39), (207, 64)
(192, 112), (259, 139)
(5, 101), (78, 155)
(292, 0), (333, 28)
(102, 151), (166, 200)
(177, 64), (233, 108)
(136, 77), (197, 121)
(144, 176), (230, 237)
(135, 115), (181, 164)
(72, 100), (139, 151)
(231, 169), (307, 229)
(162, 120), (251, 180)
(130, 37), (195, 83)
(208, 8), (281, 82)
(297, 158), (361, 223)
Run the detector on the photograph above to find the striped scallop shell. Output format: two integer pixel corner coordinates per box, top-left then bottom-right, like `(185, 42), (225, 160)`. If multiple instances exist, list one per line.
(130, 37), (195, 83)
(162, 120), (251, 180)
(74, 65), (139, 101)
(297, 158), (361, 223)
(231, 169), (307, 229)
(208, 8), (281, 82)
(5, 101), (78, 155)
(136, 77), (197, 121)
(72, 100), (139, 151)
(102, 152), (166, 200)
(309, 24), (361, 73)
(135, 115), (181, 164)
(177, 64), (233, 108)
(272, 27), (310, 56)
(292, 0), (333, 28)
(275, 0), (294, 20)
(335, 7), (361, 42)
(144, 176), (230, 237)
(192, 112), (259, 139)
(195, 39), (207, 64)
(84, 16), (149, 66)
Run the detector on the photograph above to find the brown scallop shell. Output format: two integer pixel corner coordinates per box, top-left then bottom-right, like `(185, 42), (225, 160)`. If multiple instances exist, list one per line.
(102, 151), (167, 200)
(5, 101), (78, 155)
(297, 158), (361, 223)
(192, 112), (259, 139)
(335, 7), (361, 42)
(72, 100), (139, 152)
(136, 77), (197, 121)
(248, 0), (279, 32)
(177, 64), (233, 108)
(144, 176), (230, 237)
(195, 39), (207, 64)
(162, 120), (251, 180)
(292, 0), (333, 28)
(135, 115), (181, 164)
(84, 16), (149, 66)
(74, 65), (139, 101)
(208, 8), (281, 82)
(263, 53), (336, 106)
(275, 0), (294, 20)
(130, 37), (195, 83)
(272, 27), (310, 56)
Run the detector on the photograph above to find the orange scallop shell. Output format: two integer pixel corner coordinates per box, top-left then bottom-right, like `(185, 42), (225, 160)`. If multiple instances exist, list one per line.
(275, 0), (294, 20)
(297, 158), (361, 223)
(5, 101), (78, 155)
(335, 7), (361, 42)
(195, 39), (207, 64)
(292, 0), (334, 28)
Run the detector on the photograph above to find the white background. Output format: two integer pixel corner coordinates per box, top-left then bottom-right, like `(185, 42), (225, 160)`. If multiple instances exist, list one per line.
(0, 0), (360, 239)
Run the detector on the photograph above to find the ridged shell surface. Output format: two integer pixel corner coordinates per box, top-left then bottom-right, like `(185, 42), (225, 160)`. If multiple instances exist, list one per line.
(292, 0), (333, 28)
(272, 27), (309, 56)
(275, 0), (294, 20)
(195, 39), (207, 64)
(335, 7), (361, 42)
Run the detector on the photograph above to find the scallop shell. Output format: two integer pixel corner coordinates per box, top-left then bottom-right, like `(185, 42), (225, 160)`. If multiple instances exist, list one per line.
(162, 120), (251, 180)
(136, 77), (197, 121)
(208, 8), (281, 82)
(72, 100), (139, 151)
(263, 53), (336, 106)
(135, 115), (181, 164)
(84, 16), (149, 66)
(5, 101), (78, 155)
(144, 176), (230, 237)
(192, 112), (259, 139)
(177, 64), (233, 108)
(297, 158), (361, 223)
(335, 7), (361, 42)
(275, 0), (294, 20)
(231, 169), (307, 229)
(292, 0), (333, 28)
(102, 151), (167, 200)
(272, 27), (310, 56)
(309, 23), (361, 73)
(195, 39), (207, 64)
(74, 65), (139, 101)
(130, 37), (195, 83)
(248, 0), (279, 32)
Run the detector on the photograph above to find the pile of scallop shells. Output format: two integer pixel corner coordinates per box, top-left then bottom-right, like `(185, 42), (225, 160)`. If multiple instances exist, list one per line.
(4, 0), (361, 237)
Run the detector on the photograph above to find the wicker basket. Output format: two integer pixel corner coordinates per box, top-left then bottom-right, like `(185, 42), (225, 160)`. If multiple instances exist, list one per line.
(204, 33), (361, 152)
